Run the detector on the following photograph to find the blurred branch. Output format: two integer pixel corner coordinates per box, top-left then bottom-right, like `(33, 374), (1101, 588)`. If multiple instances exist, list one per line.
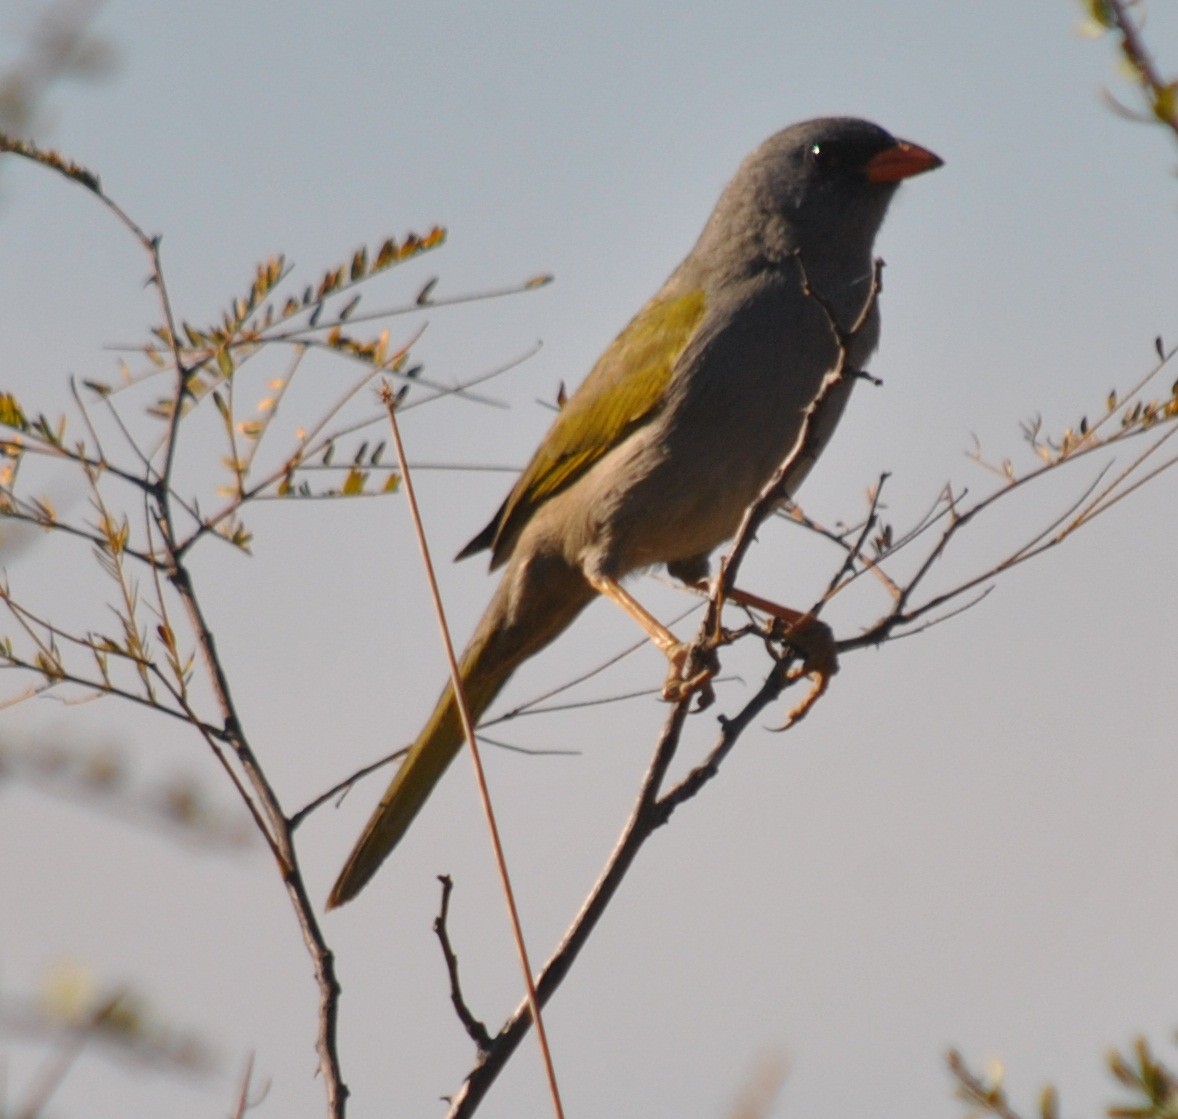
(1107, 1036), (1178, 1119)
(228, 1054), (270, 1119)
(950, 1034), (1178, 1119)
(0, 737), (254, 850)
(948, 1050), (1039, 1119)
(1084, 0), (1178, 146)
(3, 966), (214, 1119)
(726, 1054), (789, 1119)
(0, 0), (115, 143)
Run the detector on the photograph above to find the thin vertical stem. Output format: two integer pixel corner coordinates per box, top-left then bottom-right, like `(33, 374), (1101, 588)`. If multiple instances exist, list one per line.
(379, 383), (566, 1119)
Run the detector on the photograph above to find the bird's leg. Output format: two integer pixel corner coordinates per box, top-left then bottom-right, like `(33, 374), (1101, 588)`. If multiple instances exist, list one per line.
(587, 574), (717, 705)
(686, 580), (838, 727)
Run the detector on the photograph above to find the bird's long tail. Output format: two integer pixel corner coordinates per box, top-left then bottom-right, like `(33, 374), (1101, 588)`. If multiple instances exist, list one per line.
(327, 555), (594, 908)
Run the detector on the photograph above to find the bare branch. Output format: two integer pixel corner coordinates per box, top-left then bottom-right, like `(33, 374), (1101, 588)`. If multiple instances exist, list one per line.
(433, 877), (493, 1053)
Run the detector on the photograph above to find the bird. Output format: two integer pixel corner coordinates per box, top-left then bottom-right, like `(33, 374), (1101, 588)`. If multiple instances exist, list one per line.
(328, 117), (941, 908)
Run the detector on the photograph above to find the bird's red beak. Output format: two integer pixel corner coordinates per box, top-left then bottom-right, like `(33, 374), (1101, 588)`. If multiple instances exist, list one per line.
(865, 139), (943, 183)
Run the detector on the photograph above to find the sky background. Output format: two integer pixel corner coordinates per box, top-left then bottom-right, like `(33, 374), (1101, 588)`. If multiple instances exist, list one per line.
(2, 2), (1178, 1117)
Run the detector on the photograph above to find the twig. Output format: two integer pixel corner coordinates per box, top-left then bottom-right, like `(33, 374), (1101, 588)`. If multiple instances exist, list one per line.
(288, 745), (409, 831)
(710, 254), (884, 625)
(433, 876), (493, 1053)
(816, 472), (888, 600)
(946, 1050), (1028, 1119)
(482, 604), (701, 727)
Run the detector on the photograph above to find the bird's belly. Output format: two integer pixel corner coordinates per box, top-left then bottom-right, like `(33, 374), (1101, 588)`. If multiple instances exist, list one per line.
(567, 376), (853, 579)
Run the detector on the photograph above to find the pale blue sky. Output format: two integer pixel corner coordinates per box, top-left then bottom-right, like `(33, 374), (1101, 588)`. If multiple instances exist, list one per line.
(3, 2), (1178, 1117)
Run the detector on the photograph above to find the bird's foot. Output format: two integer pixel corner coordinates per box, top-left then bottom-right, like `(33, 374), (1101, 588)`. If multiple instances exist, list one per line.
(662, 640), (719, 710)
(709, 585), (838, 725)
(770, 612), (838, 729)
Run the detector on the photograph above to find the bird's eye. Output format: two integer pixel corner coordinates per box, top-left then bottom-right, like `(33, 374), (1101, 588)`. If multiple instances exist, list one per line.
(808, 141), (842, 171)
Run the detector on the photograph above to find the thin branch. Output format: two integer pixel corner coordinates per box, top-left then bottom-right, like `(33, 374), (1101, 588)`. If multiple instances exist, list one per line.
(711, 255), (884, 623)
(288, 745), (409, 831)
(481, 605), (701, 728)
(433, 876), (493, 1053)
(160, 555), (349, 1115)
(946, 1050), (1029, 1119)
(816, 472), (888, 600)
(259, 275), (553, 340)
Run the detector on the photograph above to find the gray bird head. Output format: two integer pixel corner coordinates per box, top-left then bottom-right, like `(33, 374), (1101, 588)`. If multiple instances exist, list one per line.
(688, 117), (942, 290)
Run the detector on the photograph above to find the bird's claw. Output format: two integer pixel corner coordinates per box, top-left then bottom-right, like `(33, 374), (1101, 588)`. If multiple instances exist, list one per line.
(662, 640), (718, 710)
(772, 613), (838, 729)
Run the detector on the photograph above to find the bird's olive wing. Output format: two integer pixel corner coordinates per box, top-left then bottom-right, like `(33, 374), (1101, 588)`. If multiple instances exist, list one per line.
(463, 288), (707, 567)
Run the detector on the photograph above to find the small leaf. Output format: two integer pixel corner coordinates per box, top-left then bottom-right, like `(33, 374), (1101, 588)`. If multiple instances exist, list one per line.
(215, 347), (234, 378)
(36, 651), (64, 680)
(416, 277), (438, 304)
(1153, 83), (1178, 124)
(317, 267), (343, 300)
(350, 247), (368, 281)
(109, 520), (129, 553)
(1082, 0), (1115, 29)
(0, 393), (28, 431)
(342, 468), (367, 495)
(374, 237), (397, 270)
(31, 496), (57, 524)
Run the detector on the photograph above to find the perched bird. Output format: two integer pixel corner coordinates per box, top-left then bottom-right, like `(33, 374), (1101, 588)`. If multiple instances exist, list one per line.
(328, 117), (941, 908)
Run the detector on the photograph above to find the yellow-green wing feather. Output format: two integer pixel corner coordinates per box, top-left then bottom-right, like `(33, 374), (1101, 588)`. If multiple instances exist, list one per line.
(476, 288), (707, 565)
